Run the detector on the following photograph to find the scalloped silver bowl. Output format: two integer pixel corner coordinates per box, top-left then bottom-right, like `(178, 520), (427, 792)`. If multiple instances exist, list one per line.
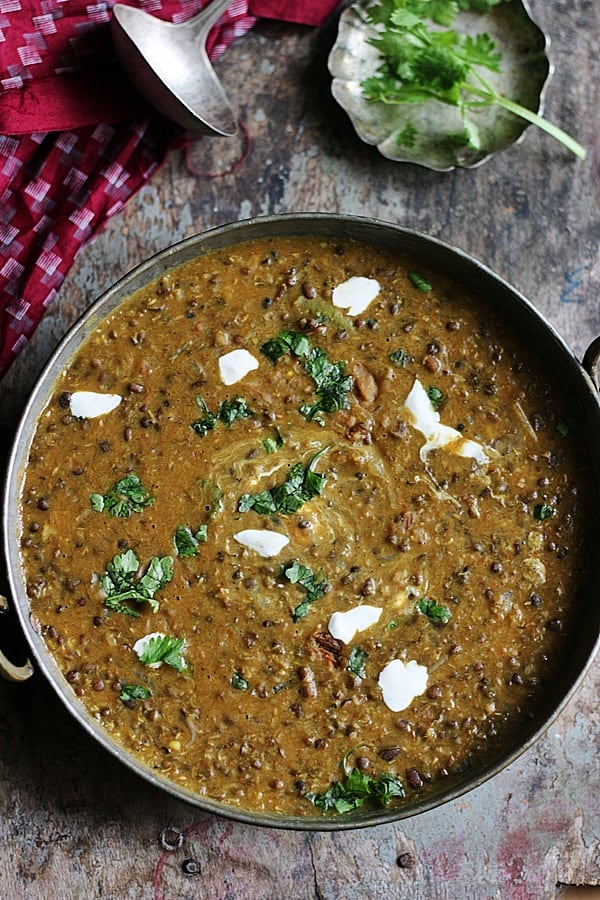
(328, 0), (552, 171)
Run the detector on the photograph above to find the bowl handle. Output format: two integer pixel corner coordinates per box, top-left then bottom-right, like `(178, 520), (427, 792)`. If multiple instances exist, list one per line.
(0, 594), (34, 682)
(583, 336), (600, 391)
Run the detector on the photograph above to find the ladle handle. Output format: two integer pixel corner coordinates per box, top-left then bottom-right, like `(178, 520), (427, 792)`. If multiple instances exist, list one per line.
(191, 0), (235, 38)
(582, 335), (600, 391)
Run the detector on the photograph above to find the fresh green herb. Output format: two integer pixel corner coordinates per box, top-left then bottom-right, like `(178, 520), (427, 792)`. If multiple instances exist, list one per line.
(384, 620), (399, 630)
(533, 503), (556, 521)
(300, 347), (353, 422)
(389, 348), (409, 367)
(305, 767), (405, 814)
(281, 559), (328, 621)
(260, 330), (311, 363)
(119, 683), (152, 703)
(231, 673), (249, 690)
(273, 679), (295, 694)
(261, 331), (352, 423)
(361, 0), (585, 160)
(427, 386), (444, 410)
(264, 427), (284, 454)
(90, 474), (154, 518)
(218, 397), (254, 426)
(555, 417), (573, 437)
(191, 397), (217, 436)
(100, 550), (173, 616)
(174, 524), (207, 558)
(408, 271), (432, 292)
(138, 634), (186, 671)
(417, 597), (452, 625)
(239, 446), (330, 516)
(191, 396), (253, 435)
(396, 121), (418, 147)
(347, 646), (369, 678)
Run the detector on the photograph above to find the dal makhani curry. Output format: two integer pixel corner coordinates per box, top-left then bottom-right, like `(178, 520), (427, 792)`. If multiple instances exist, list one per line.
(18, 235), (592, 816)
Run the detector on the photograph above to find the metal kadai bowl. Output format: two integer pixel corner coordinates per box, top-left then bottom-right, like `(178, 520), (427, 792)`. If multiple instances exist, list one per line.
(2, 214), (599, 830)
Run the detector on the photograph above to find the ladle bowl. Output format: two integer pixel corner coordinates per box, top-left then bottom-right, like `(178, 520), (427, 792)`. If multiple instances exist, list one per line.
(111, 0), (238, 136)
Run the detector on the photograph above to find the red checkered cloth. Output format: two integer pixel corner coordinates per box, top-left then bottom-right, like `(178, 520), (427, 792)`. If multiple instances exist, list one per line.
(0, 0), (339, 377)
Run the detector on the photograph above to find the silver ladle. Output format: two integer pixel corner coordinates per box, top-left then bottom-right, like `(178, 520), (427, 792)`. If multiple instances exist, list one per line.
(111, 0), (237, 136)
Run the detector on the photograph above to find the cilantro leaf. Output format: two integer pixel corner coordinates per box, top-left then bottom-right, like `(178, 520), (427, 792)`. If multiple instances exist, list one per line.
(417, 597), (452, 626)
(192, 396), (253, 435)
(239, 447), (330, 516)
(305, 767), (405, 814)
(533, 503), (556, 521)
(427, 385), (444, 410)
(389, 348), (409, 367)
(361, 0), (585, 159)
(264, 427), (284, 454)
(347, 646), (369, 678)
(137, 634), (186, 671)
(100, 550), (173, 616)
(119, 683), (152, 703)
(231, 673), (249, 690)
(261, 331), (352, 423)
(174, 525), (200, 558)
(408, 271), (432, 292)
(281, 559), (328, 620)
(90, 474), (154, 518)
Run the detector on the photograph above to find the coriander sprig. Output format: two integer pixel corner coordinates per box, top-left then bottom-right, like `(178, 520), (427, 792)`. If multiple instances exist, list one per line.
(100, 549), (173, 616)
(361, 0), (586, 159)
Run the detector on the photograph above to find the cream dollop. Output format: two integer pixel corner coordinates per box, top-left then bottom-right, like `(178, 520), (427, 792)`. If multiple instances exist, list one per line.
(218, 348), (259, 385)
(328, 605), (383, 644)
(404, 378), (489, 464)
(378, 658), (428, 712)
(332, 276), (380, 316)
(69, 391), (122, 418)
(233, 529), (289, 558)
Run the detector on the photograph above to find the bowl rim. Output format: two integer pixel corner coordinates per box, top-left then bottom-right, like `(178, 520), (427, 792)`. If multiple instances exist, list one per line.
(3, 212), (599, 830)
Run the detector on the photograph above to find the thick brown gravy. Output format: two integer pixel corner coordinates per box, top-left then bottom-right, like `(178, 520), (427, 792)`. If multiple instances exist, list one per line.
(18, 235), (592, 816)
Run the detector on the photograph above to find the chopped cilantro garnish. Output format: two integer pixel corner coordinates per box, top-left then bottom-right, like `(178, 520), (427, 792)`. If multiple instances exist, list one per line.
(360, 0), (585, 160)
(261, 331), (352, 423)
(389, 348), (409, 367)
(384, 620), (399, 631)
(347, 646), (368, 678)
(427, 386), (444, 410)
(174, 524), (207, 558)
(191, 397), (217, 436)
(534, 503), (556, 521)
(119, 683), (151, 703)
(231, 673), (248, 690)
(281, 559), (327, 621)
(100, 550), (173, 616)
(301, 346), (353, 422)
(555, 417), (573, 437)
(218, 397), (254, 426)
(239, 446), (329, 516)
(305, 767), (405, 814)
(264, 427), (284, 454)
(192, 396), (253, 435)
(408, 272), (432, 292)
(138, 634), (186, 672)
(90, 474), (154, 518)
(417, 597), (452, 626)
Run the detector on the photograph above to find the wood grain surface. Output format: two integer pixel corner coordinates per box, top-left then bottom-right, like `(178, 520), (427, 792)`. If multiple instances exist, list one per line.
(0, 1), (598, 897)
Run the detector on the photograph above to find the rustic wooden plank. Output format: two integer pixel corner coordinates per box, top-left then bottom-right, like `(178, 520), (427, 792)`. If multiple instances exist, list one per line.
(0, 0), (598, 895)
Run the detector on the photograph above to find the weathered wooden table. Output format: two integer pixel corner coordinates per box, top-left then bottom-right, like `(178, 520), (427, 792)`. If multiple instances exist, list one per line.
(1, 2), (598, 896)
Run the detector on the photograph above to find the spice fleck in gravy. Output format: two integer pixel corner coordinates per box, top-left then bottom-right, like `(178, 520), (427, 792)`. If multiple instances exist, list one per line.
(19, 236), (592, 816)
